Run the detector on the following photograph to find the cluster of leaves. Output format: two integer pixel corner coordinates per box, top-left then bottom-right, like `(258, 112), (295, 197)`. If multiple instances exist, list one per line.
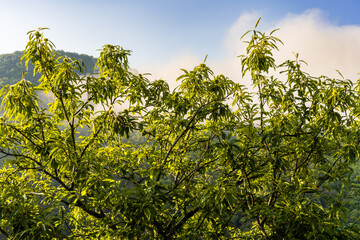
(0, 49), (97, 86)
(0, 23), (360, 239)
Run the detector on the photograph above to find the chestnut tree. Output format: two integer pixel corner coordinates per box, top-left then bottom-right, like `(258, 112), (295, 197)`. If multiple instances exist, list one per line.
(0, 23), (360, 239)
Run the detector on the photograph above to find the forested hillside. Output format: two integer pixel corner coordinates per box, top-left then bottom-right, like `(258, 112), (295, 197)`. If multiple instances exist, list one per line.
(0, 50), (97, 85)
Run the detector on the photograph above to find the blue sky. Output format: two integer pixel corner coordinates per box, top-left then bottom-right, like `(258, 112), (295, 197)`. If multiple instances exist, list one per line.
(0, 0), (359, 86)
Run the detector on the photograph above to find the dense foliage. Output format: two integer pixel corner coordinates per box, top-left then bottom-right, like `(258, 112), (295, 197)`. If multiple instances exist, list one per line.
(0, 50), (97, 86)
(0, 24), (360, 239)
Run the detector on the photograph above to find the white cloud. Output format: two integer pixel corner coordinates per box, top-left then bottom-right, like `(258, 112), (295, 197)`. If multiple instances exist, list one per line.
(218, 9), (360, 86)
(138, 9), (360, 92)
(274, 9), (360, 80)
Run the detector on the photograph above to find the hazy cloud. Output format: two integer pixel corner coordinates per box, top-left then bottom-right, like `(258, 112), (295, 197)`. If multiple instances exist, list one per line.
(143, 9), (360, 90)
(274, 9), (360, 80)
(222, 9), (360, 82)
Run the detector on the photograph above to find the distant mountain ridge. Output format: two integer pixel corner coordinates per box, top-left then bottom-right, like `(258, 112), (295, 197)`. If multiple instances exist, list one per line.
(0, 50), (97, 86)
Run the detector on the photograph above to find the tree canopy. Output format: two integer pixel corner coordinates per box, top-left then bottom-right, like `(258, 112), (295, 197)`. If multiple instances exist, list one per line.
(0, 24), (360, 239)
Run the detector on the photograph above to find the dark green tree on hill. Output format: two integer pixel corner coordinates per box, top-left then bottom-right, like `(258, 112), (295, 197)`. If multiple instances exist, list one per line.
(0, 50), (97, 86)
(0, 23), (360, 239)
